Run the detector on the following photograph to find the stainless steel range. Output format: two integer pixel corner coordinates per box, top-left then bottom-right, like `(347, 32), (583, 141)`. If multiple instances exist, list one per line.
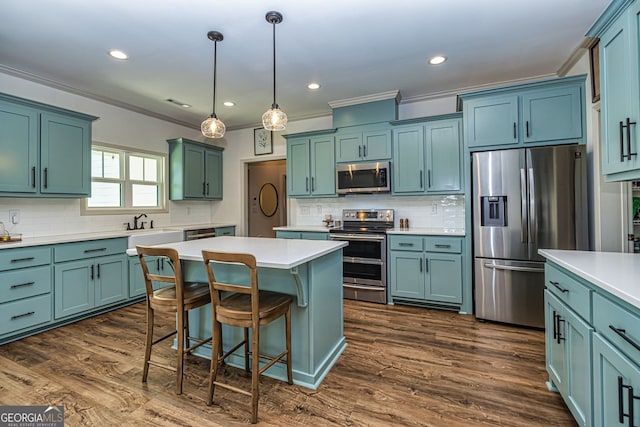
(329, 209), (394, 304)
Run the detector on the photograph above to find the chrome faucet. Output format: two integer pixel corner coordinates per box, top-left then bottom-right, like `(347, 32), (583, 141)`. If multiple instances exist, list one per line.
(133, 213), (148, 230)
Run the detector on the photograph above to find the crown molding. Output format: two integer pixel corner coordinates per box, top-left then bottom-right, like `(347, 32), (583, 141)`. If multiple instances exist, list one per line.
(328, 90), (401, 109)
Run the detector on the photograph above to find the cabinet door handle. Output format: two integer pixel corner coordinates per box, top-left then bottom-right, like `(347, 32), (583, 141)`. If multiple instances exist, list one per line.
(548, 280), (569, 293)
(11, 257), (34, 263)
(398, 243), (414, 247)
(620, 120), (626, 161)
(552, 310), (558, 341)
(11, 311), (35, 321)
(419, 258), (422, 272)
(420, 170), (423, 189)
(617, 376), (638, 426)
(359, 145), (362, 158)
(306, 177), (309, 192)
(513, 122), (517, 139)
(43, 167), (48, 189)
(427, 170), (432, 188)
(90, 264), (94, 280)
(626, 117), (637, 160)
(97, 264), (100, 279)
(610, 325), (640, 352)
(10, 281), (35, 289)
(31, 166), (36, 188)
(206, 182), (210, 195)
(526, 121), (530, 137)
(202, 182), (206, 195)
(555, 313), (565, 344)
(434, 244), (451, 248)
(425, 258), (429, 273)
(312, 177), (315, 192)
(363, 145), (367, 158)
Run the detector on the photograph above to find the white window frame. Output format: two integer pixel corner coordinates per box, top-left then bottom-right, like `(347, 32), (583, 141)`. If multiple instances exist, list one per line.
(82, 143), (168, 215)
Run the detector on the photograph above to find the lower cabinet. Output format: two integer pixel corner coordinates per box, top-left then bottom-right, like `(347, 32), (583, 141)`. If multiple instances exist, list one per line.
(275, 230), (329, 240)
(544, 261), (640, 427)
(545, 289), (593, 426)
(388, 235), (463, 306)
(214, 226), (235, 237)
(128, 255), (170, 297)
(53, 238), (128, 319)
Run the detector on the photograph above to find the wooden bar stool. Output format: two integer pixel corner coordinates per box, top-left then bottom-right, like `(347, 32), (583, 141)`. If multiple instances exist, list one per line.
(202, 250), (293, 424)
(136, 245), (213, 395)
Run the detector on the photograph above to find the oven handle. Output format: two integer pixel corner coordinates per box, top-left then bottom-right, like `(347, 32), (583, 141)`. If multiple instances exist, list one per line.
(330, 234), (386, 241)
(343, 283), (385, 291)
(343, 257), (384, 265)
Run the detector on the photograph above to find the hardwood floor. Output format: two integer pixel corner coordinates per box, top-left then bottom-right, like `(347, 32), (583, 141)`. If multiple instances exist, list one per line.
(0, 300), (576, 426)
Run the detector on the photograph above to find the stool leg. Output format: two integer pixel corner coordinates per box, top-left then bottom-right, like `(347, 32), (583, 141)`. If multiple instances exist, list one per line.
(285, 306), (293, 385)
(250, 324), (260, 424)
(244, 327), (250, 372)
(207, 318), (222, 406)
(142, 304), (154, 383)
(184, 310), (191, 353)
(176, 309), (185, 395)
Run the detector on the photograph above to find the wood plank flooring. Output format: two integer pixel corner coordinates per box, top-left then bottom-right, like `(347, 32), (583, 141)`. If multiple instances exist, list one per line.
(0, 300), (576, 426)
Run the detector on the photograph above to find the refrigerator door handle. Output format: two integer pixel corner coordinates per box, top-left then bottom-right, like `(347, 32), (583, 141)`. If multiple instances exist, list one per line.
(483, 263), (545, 273)
(528, 167), (536, 243)
(520, 168), (527, 243)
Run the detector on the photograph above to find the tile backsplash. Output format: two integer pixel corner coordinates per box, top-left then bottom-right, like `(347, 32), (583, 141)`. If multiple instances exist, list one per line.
(289, 194), (465, 230)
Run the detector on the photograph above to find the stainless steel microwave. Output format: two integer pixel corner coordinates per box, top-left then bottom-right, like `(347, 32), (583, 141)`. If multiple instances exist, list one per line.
(336, 161), (391, 194)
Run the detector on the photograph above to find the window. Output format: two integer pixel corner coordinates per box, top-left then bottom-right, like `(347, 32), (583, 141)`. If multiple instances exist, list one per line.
(83, 145), (166, 214)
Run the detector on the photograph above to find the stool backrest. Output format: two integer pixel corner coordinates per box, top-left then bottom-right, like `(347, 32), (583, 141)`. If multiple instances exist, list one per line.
(202, 251), (259, 315)
(136, 245), (184, 307)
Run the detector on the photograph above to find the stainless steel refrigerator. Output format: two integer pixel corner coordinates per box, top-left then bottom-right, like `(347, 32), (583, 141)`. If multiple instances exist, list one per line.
(472, 145), (589, 328)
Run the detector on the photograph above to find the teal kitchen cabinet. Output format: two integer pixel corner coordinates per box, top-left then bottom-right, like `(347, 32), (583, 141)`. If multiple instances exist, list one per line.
(388, 235), (463, 306)
(129, 255), (169, 297)
(0, 93), (96, 197)
(54, 238), (127, 319)
(392, 115), (462, 195)
(460, 75), (585, 151)
(594, 1), (640, 181)
(0, 246), (53, 339)
(167, 137), (223, 200)
(335, 128), (391, 163)
(214, 226), (235, 236)
(286, 133), (336, 198)
(544, 289), (593, 427)
(276, 230), (329, 240)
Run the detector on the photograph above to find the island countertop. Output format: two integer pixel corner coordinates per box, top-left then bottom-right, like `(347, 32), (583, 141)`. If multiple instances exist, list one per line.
(127, 236), (347, 269)
(539, 249), (640, 310)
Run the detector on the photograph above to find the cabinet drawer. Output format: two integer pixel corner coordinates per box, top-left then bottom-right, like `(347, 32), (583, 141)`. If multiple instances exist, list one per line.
(0, 265), (51, 303)
(593, 293), (640, 364)
(54, 237), (127, 263)
(545, 263), (591, 322)
(424, 238), (462, 253)
(388, 235), (424, 251)
(215, 226), (235, 237)
(0, 246), (52, 271)
(0, 294), (52, 335)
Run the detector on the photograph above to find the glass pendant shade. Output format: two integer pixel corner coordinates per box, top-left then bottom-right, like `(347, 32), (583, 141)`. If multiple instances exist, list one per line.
(201, 115), (226, 138)
(262, 104), (287, 131)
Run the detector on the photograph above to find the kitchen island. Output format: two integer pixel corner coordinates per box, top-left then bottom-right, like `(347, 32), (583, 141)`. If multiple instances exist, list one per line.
(130, 236), (348, 390)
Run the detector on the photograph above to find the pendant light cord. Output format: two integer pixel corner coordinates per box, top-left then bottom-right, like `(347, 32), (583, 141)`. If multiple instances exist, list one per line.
(272, 21), (277, 108)
(212, 39), (218, 117)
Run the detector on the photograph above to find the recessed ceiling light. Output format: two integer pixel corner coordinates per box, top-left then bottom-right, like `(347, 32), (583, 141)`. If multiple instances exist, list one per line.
(223, 101), (235, 107)
(429, 55), (447, 65)
(108, 49), (129, 60)
(307, 83), (321, 90)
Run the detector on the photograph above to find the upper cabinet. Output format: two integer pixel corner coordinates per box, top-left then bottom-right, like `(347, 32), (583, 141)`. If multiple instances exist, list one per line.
(592, 0), (640, 181)
(459, 75), (585, 151)
(392, 115), (462, 195)
(286, 132), (336, 198)
(167, 137), (223, 201)
(0, 93), (96, 198)
(335, 127), (391, 163)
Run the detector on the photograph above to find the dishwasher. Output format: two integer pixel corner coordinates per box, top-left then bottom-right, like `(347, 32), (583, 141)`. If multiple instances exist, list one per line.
(184, 227), (217, 241)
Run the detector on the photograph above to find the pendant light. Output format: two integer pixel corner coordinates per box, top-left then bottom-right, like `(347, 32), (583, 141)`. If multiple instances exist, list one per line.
(201, 31), (226, 138)
(262, 11), (287, 131)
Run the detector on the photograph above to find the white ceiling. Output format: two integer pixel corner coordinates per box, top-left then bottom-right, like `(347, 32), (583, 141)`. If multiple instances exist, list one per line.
(0, 0), (610, 131)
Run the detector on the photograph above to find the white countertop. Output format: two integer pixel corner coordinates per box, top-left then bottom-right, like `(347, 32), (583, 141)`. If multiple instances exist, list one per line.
(0, 222), (236, 250)
(127, 236), (347, 269)
(539, 249), (640, 310)
(386, 227), (466, 236)
(275, 225), (465, 236)
(273, 225), (333, 233)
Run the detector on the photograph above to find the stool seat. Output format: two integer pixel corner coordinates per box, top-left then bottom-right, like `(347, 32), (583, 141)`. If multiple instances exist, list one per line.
(151, 281), (211, 308)
(218, 291), (292, 325)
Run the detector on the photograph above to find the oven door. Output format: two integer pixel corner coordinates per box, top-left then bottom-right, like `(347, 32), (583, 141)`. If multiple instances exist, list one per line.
(330, 233), (385, 260)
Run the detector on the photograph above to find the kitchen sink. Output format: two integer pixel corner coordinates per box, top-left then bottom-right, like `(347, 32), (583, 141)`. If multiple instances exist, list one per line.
(127, 229), (183, 249)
